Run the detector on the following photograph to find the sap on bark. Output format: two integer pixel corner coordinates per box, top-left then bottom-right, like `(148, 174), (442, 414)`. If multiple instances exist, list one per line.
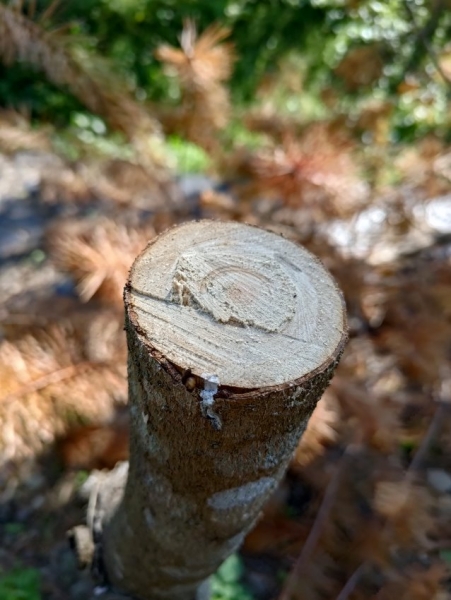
(70, 220), (347, 600)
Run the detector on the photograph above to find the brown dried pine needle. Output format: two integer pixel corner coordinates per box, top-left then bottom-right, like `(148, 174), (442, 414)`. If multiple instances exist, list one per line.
(0, 3), (161, 148)
(156, 20), (234, 89)
(0, 318), (126, 464)
(48, 218), (155, 305)
(0, 109), (51, 154)
(155, 20), (235, 150)
(232, 124), (368, 216)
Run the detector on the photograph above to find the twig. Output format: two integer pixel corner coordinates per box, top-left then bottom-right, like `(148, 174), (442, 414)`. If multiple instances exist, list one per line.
(1, 361), (97, 405)
(39, 0), (61, 24)
(406, 399), (448, 477)
(333, 395), (449, 600)
(27, 0), (36, 20)
(335, 563), (365, 600)
(13, 0), (24, 14)
(279, 443), (360, 600)
(280, 388), (449, 600)
(402, 0), (451, 88)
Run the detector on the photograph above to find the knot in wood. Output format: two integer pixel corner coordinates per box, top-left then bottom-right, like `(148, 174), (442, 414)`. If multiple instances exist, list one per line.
(171, 247), (296, 333)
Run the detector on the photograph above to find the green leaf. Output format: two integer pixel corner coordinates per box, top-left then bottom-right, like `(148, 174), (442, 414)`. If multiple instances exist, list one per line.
(211, 555), (253, 600)
(0, 568), (41, 600)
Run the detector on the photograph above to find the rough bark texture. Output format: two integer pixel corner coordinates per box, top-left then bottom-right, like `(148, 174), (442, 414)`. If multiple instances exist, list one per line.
(91, 220), (347, 600)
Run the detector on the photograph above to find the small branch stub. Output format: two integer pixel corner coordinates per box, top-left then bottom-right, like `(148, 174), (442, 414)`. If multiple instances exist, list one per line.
(68, 525), (95, 570)
(92, 220), (347, 600)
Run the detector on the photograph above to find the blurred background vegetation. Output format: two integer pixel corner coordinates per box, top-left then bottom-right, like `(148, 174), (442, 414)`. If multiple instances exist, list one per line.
(2, 0), (451, 160)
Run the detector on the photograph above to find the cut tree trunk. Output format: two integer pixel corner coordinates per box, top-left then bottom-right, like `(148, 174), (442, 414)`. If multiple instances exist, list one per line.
(76, 220), (347, 600)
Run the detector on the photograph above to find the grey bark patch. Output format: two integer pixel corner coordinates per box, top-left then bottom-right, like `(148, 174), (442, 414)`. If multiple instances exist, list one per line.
(207, 477), (276, 511)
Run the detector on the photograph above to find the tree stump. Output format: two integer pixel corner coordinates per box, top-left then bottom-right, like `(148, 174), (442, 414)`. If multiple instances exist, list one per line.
(80, 220), (347, 600)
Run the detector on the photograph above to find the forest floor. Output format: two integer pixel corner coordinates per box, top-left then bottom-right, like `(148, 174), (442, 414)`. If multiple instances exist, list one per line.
(1, 146), (451, 600)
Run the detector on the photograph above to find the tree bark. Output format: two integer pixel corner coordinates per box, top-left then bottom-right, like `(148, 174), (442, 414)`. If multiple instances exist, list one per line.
(82, 220), (347, 600)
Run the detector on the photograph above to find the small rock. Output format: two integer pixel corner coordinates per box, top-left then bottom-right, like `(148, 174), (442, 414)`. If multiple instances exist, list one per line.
(427, 469), (451, 493)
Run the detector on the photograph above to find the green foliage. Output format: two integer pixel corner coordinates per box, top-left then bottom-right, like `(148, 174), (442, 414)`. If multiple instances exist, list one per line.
(211, 554), (253, 600)
(305, 0), (451, 138)
(0, 62), (85, 127)
(4, 522), (25, 535)
(166, 136), (212, 173)
(74, 470), (89, 488)
(0, 0), (327, 119)
(0, 567), (41, 600)
(1, 0), (451, 141)
(59, 0), (327, 101)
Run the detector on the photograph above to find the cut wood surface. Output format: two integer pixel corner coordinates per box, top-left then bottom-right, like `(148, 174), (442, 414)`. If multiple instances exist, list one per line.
(94, 220), (347, 600)
(128, 220), (345, 388)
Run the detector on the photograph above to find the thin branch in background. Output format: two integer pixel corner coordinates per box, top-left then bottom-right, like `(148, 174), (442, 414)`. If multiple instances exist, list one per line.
(335, 563), (366, 600)
(27, 0), (37, 20)
(38, 0), (61, 24)
(407, 367), (451, 476)
(46, 22), (77, 37)
(402, 0), (451, 88)
(12, 0), (24, 13)
(332, 394), (448, 600)
(280, 384), (449, 600)
(0, 361), (97, 406)
(406, 399), (448, 477)
(279, 443), (360, 600)
(0, 3), (164, 171)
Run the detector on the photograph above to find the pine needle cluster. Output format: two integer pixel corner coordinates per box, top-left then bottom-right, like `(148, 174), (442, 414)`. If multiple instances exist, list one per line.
(229, 122), (368, 217)
(0, 309), (127, 464)
(47, 217), (154, 305)
(0, 2), (164, 167)
(155, 20), (235, 152)
(0, 109), (51, 154)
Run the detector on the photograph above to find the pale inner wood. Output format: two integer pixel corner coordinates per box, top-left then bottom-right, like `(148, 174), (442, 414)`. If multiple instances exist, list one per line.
(129, 221), (345, 389)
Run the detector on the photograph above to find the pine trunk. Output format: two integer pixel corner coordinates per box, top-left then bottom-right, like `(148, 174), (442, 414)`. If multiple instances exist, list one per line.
(84, 220), (347, 600)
